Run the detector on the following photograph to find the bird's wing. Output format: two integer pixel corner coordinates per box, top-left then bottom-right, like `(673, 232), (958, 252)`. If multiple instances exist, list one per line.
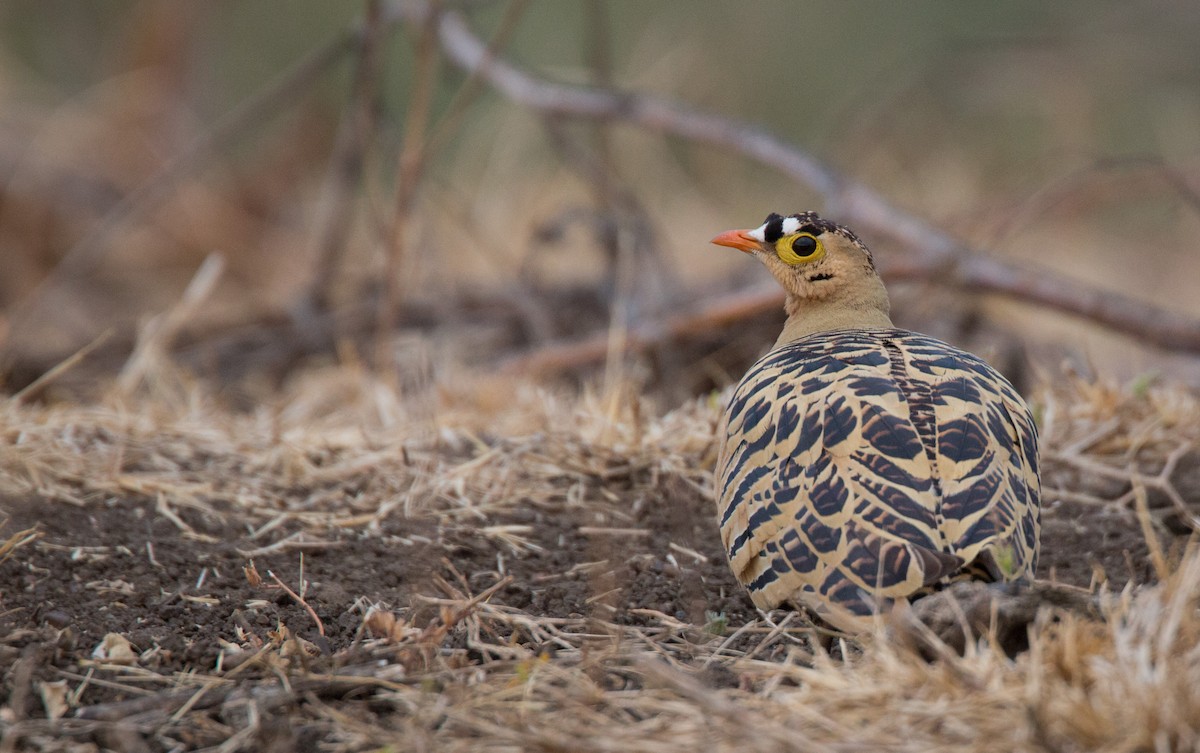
(717, 336), (956, 617)
(905, 340), (1041, 580)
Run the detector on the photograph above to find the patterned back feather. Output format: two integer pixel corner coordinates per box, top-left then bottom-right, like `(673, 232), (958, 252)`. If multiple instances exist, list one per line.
(717, 328), (1040, 627)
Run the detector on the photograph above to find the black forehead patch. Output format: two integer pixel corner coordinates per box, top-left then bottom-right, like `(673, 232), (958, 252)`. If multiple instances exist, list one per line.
(761, 213), (786, 243)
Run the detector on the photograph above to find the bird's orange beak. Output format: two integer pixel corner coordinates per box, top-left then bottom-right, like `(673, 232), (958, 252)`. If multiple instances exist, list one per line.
(710, 229), (759, 254)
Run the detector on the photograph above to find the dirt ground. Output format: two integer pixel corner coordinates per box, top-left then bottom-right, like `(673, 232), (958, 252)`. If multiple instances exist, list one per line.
(1, 457), (1180, 738)
(1, 477), (751, 697)
(2, 360), (1196, 751)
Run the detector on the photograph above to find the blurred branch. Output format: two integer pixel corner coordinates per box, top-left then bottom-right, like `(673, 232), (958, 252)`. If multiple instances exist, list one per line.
(981, 155), (1200, 250)
(551, 0), (680, 306)
(582, 0), (618, 268)
(424, 0), (531, 156)
(2, 11), (403, 359)
(538, 122), (659, 289)
(377, 4), (442, 372)
(53, 29), (366, 282)
(396, 0), (1200, 356)
(501, 281), (781, 376)
(307, 0), (388, 311)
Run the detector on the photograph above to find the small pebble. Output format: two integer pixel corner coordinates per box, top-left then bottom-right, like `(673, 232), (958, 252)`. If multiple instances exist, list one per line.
(44, 610), (71, 629)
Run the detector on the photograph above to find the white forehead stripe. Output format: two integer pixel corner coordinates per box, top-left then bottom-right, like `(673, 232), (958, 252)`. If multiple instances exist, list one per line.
(780, 217), (801, 235)
(747, 223), (767, 242)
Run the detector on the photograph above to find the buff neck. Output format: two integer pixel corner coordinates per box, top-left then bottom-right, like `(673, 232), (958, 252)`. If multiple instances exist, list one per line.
(773, 275), (893, 348)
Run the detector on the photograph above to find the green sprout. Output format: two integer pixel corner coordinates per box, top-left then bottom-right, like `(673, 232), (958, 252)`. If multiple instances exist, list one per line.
(992, 543), (1018, 579)
(1130, 371), (1159, 399)
(704, 610), (729, 637)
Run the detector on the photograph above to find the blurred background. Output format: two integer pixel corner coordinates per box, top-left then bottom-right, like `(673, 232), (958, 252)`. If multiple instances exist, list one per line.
(1, 0), (1199, 407)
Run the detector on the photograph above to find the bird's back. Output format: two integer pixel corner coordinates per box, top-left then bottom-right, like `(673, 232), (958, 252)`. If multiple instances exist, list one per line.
(717, 328), (1040, 627)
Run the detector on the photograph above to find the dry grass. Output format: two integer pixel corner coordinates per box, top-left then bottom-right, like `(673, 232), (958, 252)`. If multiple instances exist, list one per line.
(2, 365), (1199, 751)
(5, 356), (1196, 533)
(0, 525), (40, 566)
(0, 365), (718, 532)
(399, 560), (1200, 753)
(1039, 370), (1200, 537)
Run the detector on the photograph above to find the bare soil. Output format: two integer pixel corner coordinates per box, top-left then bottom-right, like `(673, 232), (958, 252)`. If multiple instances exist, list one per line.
(1, 463), (1178, 730)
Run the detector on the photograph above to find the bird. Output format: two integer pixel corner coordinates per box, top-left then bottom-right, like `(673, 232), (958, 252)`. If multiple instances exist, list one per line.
(710, 211), (1040, 632)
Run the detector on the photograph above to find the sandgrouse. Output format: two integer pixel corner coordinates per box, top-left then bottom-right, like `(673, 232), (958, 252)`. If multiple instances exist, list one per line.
(711, 212), (1040, 632)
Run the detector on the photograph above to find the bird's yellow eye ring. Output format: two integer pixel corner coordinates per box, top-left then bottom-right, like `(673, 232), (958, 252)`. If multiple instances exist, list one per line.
(775, 233), (825, 265)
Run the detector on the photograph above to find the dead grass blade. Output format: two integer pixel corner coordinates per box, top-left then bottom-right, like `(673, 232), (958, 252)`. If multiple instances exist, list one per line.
(0, 525), (41, 564)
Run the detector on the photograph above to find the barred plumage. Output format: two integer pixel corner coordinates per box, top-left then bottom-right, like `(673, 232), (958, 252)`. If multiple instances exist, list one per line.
(711, 213), (1041, 631)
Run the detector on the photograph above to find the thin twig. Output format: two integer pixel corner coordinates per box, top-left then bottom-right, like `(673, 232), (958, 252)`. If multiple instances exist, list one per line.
(8, 330), (113, 405)
(268, 569), (326, 637)
(1133, 484), (1170, 581)
(415, 574), (515, 643)
(0, 526), (41, 564)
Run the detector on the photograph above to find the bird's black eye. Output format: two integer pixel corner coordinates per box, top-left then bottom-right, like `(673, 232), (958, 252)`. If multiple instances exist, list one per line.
(792, 236), (818, 256)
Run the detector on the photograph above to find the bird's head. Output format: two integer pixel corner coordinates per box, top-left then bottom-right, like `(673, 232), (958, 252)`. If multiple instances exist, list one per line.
(711, 211), (892, 341)
(711, 211), (879, 302)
